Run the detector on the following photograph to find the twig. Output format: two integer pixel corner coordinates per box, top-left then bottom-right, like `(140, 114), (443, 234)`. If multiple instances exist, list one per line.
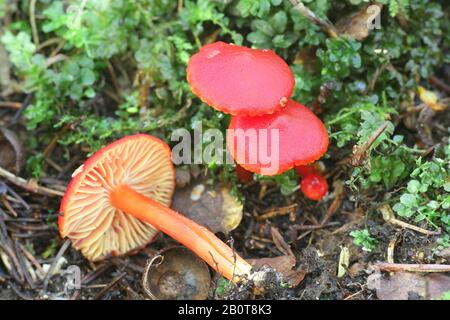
(320, 180), (345, 226)
(344, 285), (367, 300)
(36, 37), (63, 52)
(45, 54), (68, 68)
(93, 272), (126, 300)
(351, 121), (390, 167)
(0, 166), (65, 197)
(375, 262), (450, 273)
(289, 0), (338, 38)
(378, 204), (441, 236)
(42, 239), (71, 292)
(293, 222), (339, 231)
(0, 102), (22, 109)
(29, 0), (39, 45)
(429, 75), (450, 94)
(19, 243), (46, 277)
(256, 204), (298, 221)
(13, 240), (35, 289)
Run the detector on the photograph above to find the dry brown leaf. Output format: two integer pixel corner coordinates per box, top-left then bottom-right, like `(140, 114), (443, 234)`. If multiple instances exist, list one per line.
(367, 270), (450, 300)
(175, 167), (191, 188)
(0, 127), (24, 174)
(249, 255), (305, 288)
(336, 4), (382, 41)
(172, 181), (243, 234)
(271, 226), (294, 257)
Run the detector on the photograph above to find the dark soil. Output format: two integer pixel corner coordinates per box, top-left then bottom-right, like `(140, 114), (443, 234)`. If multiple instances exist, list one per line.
(0, 160), (441, 300)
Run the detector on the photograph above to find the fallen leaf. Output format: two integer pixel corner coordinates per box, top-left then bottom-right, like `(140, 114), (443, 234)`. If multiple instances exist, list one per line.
(172, 181), (243, 234)
(249, 255), (305, 288)
(175, 167), (190, 188)
(337, 246), (350, 278)
(0, 127), (24, 174)
(336, 4), (382, 41)
(416, 105), (435, 146)
(367, 270), (450, 300)
(271, 226), (294, 257)
(417, 86), (447, 111)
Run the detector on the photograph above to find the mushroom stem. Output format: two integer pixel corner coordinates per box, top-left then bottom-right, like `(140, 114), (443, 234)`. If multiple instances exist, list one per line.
(110, 184), (252, 283)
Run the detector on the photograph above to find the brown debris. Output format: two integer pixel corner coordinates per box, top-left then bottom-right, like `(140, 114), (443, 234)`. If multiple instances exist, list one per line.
(368, 270), (450, 300)
(336, 4), (383, 41)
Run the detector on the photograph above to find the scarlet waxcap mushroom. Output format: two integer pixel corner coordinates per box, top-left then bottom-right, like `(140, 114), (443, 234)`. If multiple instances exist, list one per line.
(59, 134), (175, 261)
(187, 41), (295, 116)
(300, 173), (328, 201)
(59, 134), (251, 282)
(227, 99), (329, 175)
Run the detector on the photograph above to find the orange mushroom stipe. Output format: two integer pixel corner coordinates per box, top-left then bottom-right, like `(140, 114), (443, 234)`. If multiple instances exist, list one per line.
(59, 134), (251, 283)
(296, 164), (329, 201)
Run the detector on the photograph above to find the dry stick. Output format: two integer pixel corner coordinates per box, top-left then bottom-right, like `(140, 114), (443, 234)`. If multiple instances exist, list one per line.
(0, 241), (24, 283)
(45, 54), (68, 68)
(0, 166), (65, 197)
(42, 239), (71, 292)
(94, 272), (127, 300)
(19, 243), (46, 278)
(376, 262), (450, 273)
(351, 121), (389, 167)
(13, 240), (35, 289)
(256, 204), (298, 221)
(378, 204), (441, 236)
(320, 181), (345, 226)
(289, 0), (338, 38)
(0, 102), (22, 109)
(429, 75), (450, 95)
(29, 0), (39, 45)
(36, 37), (63, 51)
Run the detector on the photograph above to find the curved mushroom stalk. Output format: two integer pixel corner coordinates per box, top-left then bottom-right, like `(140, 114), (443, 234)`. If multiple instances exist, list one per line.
(60, 134), (251, 283)
(110, 184), (251, 281)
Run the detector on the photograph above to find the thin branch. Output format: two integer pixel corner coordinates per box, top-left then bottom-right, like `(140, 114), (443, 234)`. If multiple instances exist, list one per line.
(29, 0), (39, 45)
(42, 239), (71, 292)
(378, 204), (441, 236)
(0, 102), (22, 109)
(289, 0), (338, 38)
(0, 166), (65, 197)
(375, 262), (450, 273)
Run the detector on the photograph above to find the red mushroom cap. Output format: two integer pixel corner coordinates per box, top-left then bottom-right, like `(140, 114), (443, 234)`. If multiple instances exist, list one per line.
(295, 164), (320, 177)
(235, 163), (254, 184)
(227, 99), (329, 175)
(187, 42), (295, 116)
(59, 134), (175, 261)
(300, 173), (328, 201)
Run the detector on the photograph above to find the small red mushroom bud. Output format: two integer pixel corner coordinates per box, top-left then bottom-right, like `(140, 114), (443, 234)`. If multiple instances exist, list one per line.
(295, 164), (328, 201)
(235, 164), (253, 184)
(300, 173), (329, 201)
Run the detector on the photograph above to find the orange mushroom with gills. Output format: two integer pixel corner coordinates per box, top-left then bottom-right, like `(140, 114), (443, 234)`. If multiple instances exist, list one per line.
(59, 134), (251, 283)
(227, 99), (329, 176)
